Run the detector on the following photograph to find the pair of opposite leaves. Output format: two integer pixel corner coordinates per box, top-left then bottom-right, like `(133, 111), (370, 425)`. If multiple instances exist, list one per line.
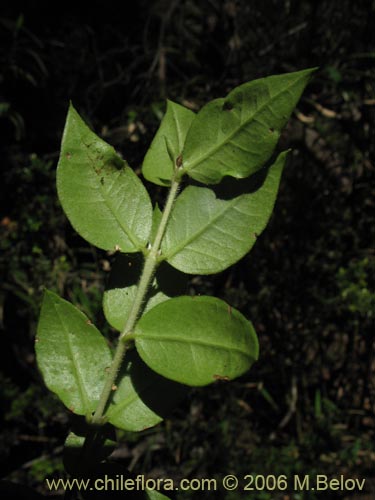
(36, 68), (315, 431)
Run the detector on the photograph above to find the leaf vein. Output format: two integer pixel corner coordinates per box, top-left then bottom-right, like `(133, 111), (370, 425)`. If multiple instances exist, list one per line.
(185, 73), (307, 172)
(138, 335), (252, 359)
(53, 302), (90, 412)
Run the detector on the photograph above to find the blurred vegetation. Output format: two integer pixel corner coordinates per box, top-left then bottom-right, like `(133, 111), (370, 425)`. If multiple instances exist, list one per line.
(0, 1), (374, 499)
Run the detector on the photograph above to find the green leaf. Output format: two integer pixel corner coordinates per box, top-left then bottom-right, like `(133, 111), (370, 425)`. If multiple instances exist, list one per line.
(134, 296), (258, 386)
(107, 350), (187, 431)
(103, 254), (187, 332)
(181, 68), (316, 184)
(57, 104), (152, 252)
(142, 100), (195, 186)
(162, 150), (287, 274)
(146, 490), (172, 500)
(150, 203), (163, 244)
(36, 290), (112, 415)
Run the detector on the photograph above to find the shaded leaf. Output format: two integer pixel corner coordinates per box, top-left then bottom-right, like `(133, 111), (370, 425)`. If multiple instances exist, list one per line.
(134, 296), (258, 386)
(107, 350), (188, 431)
(181, 68), (315, 184)
(150, 203), (163, 244)
(63, 431), (116, 474)
(103, 254), (187, 332)
(36, 290), (112, 415)
(162, 151), (287, 274)
(146, 490), (172, 500)
(142, 100), (195, 186)
(57, 104), (152, 252)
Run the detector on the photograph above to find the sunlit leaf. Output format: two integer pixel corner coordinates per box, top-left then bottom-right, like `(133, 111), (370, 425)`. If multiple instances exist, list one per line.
(162, 151), (287, 274)
(142, 100), (195, 186)
(36, 290), (112, 415)
(181, 68), (315, 183)
(57, 104), (152, 252)
(134, 296), (258, 386)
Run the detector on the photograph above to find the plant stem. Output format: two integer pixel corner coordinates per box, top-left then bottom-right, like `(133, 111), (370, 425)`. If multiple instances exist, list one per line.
(90, 175), (180, 425)
(90, 340), (127, 424)
(150, 176), (180, 253)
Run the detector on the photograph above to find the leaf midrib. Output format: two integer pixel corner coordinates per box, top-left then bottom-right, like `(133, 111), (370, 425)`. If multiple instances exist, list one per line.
(81, 136), (143, 251)
(183, 73), (306, 173)
(53, 301), (90, 412)
(171, 104), (184, 153)
(136, 333), (255, 359)
(163, 191), (245, 260)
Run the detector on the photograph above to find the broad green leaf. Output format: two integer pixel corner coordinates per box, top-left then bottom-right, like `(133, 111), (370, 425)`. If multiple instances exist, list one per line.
(162, 150), (287, 274)
(57, 104), (152, 252)
(107, 350), (187, 431)
(103, 254), (187, 332)
(181, 68), (315, 184)
(134, 296), (258, 386)
(36, 290), (112, 415)
(142, 100), (195, 186)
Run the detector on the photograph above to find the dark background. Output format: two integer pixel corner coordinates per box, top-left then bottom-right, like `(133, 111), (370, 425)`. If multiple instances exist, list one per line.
(0, 1), (374, 499)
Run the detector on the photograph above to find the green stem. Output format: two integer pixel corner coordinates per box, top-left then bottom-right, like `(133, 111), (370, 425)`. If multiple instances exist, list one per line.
(90, 340), (127, 424)
(90, 175), (180, 425)
(150, 176), (180, 253)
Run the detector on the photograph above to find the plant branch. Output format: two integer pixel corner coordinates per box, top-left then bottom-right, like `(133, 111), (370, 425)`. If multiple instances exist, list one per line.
(90, 174), (181, 425)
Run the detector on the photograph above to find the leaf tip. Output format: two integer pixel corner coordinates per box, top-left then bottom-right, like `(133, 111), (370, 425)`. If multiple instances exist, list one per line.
(66, 101), (87, 130)
(296, 66), (319, 84)
(67, 101), (79, 119)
